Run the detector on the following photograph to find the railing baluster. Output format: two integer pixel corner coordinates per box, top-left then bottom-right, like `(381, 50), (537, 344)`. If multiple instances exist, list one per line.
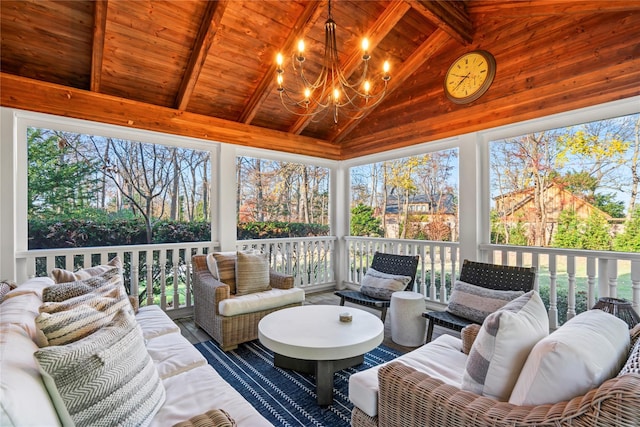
(587, 257), (596, 308)
(632, 260), (640, 315)
(548, 254), (558, 330)
(567, 256), (576, 321)
(172, 248), (180, 309)
(608, 260), (618, 298)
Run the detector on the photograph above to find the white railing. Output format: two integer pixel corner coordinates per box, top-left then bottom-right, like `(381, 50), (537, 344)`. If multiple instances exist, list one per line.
(15, 241), (215, 318)
(15, 236), (338, 317)
(344, 236), (460, 303)
(480, 244), (640, 328)
(237, 236), (337, 291)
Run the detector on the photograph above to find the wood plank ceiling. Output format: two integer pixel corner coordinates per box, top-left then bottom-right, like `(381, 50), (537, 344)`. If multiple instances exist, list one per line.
(1, 1), (639, 160)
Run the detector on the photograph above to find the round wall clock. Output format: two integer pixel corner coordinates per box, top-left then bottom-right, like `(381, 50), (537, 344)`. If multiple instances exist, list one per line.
(444, 50), (496, 104)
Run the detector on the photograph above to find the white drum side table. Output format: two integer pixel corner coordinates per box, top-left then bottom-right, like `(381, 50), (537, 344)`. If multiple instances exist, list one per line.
(390, 291), (426, 346)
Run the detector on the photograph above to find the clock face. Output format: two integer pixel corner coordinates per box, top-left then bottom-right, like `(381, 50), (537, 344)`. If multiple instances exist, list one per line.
(444, 50), (496, 104)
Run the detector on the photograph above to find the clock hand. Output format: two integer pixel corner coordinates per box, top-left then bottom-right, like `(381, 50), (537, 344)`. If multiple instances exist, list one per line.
(453, 73), (470, 92)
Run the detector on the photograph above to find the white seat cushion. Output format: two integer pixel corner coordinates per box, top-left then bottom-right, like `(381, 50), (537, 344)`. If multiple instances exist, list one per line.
(146, 332), (207, 380)
(509, 309), (630, 406)
(136, 305), (181, 339)
(349, 334), (467, 418)
(151, 365), (272, 427)
(218, 287), (304, 316)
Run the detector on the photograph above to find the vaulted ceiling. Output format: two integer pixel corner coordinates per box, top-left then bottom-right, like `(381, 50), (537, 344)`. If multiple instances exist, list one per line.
(1, 1), (639, 160)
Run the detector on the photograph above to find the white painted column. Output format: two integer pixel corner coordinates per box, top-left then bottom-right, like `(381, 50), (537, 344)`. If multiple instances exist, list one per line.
(458, 132), (484, 264)
(332, 162), (349, 289)
(0, 108), (16, 280)
(217, 143), (237, 251)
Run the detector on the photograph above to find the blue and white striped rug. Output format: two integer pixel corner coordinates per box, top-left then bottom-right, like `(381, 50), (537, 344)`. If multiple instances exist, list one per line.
(194, 339), (401, 427)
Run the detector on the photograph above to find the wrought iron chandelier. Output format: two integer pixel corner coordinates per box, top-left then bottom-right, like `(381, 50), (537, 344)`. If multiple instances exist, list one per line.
(275, 0), (390, 124)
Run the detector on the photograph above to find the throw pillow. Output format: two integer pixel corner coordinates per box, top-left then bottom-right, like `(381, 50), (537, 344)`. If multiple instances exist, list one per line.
(42, 267), (123, 302)
(235, 251), (270, 296)
(34, 309), (165, 427)
(509, 309), (630, 406)
(35, 289), (131, 346)
(359, 268), (411, 300)
(461, 290), (548, 401)
(173, 409), (236, 427)
(461, 323), (481, 355)
(446, 280), (525, 324)
(51, 255), (123, 284)
(207, 252), (237, 293)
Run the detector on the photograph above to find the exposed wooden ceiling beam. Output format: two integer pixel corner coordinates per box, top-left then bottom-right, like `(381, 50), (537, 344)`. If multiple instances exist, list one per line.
(289, 1), (412, 135)
(238, 1), (324, 124)
(90, 0), (108, 92)
(333, 29), (451, 144)
(1, 73), (340, 160)
(411, 0), (473, 45)
(175, 0), (228, 111)
(468, 0), (640, 16)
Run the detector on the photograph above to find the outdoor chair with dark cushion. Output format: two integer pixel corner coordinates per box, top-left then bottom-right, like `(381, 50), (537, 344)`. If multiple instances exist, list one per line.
(422, 259), (536, 342)
(335, 252), (419, 323)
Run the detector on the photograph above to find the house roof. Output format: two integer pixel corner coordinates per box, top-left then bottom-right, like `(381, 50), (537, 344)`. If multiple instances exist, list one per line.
(1, 1), (639, 160)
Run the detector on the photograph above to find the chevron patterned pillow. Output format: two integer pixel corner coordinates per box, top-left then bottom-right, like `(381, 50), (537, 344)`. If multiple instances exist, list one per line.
(34, 309), (165, 427)
(35, 288), (131, 346)
(43, 267), (123, 303)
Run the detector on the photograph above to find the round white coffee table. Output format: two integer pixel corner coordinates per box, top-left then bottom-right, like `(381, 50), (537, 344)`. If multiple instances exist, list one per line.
(258, 305), (384, 406)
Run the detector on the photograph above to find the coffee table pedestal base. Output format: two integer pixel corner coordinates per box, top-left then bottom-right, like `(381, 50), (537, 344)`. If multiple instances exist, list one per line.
(274, 353), (364, 406)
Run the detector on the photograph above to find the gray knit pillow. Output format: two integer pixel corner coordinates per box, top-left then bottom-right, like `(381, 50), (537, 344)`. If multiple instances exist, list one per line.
(446, 280), (525, 324)
(34, 309), (165, 426)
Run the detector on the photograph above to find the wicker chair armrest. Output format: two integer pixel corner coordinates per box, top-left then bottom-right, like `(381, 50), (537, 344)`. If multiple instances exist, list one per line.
(192, 256), (231, 313)
(269, 270), (294, 289)
(377, 362), (640, 427)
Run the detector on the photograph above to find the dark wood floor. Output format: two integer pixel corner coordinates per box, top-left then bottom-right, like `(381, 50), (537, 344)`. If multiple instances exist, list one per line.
(174, 290), (456, 354)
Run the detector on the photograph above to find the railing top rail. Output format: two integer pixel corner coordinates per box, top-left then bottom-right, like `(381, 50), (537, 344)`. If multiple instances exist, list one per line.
(481, 243), (640, 262)
(16, 241), (218, 258)
(344, 236), (460, 249)
(238, 236), (337, 245)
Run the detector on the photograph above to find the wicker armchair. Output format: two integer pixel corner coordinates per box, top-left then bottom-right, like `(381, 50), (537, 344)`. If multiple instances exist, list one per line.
(423, 260), (536, 342)
(335, 252), (419, 322)
(192, 254), (303, 351)
(351, 349), (640, 427)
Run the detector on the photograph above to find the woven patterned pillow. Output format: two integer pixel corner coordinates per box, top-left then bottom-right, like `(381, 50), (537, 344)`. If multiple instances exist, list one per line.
(462, 290), (548, 401)
(43, 267), (123, 302)
(51, 256), (123, 284)
(173, 409), (237, 427)
(34, 309), (165, 427)
(618, 336), (640, 376)
(35, 289), (131, 346)
(446, 280), (525, 324)
(235, 251), (270, 296)
(360, 268), (411, 300)
(207, 252), (237, 293)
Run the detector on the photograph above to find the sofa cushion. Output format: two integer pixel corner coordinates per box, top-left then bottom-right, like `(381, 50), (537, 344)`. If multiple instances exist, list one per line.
(0, 292), (45, 340)
(446, 280), (525, 324)
(509, 309), (630, 406)
(146, 332), (207, 380)
(218, 287), (305, 317)
(359, 268), (411, 300)
(0, 324), (60, 427)
(34, 309), (165, 427)
(2, 276), (54, 300)
(51, 255), (123, 283)
(207, 252), (237, 293)
(136, 305), (181, 340)
(172, 409), (236, 427)
(349, 334), (467, 418)
(235, 251), (270, 296)
(35, 289), (131, 346)
(42, 267), (123, 302)
(462, 290), (548, 401)
(152, 365), (272, 427)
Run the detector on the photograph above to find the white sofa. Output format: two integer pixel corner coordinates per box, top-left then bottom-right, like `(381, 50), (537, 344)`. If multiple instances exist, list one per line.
(0, 276), (272, 426)
(349, 290), (640, 427)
